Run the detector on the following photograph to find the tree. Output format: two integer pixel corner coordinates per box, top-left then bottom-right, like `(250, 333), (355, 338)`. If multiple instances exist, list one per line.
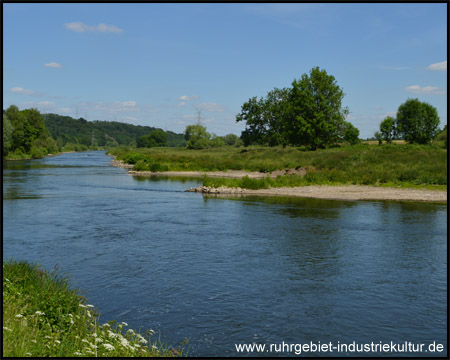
(288, 67), (349, 149)
(222, 133), (241, 146)
(396, 98), (440, 144)
(236, 67), (355, 149)
(236, 88), (291, 146)
(342, 121), (360, 145)
(374, 131), (383, 145)
(379, 116), (396, 144)
(184, 124), (211, 149)
(2, 114), (14, 156)
(137, 129), (168, 148)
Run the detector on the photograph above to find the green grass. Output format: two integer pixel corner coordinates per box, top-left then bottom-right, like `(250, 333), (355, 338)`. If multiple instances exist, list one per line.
(3, 260), (186, 357)
(108, 144), (447, 189)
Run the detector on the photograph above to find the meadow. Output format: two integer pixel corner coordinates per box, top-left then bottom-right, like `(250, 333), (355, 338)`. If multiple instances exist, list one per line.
(108, 144), (447, 190)
(3, 260), (186, 357)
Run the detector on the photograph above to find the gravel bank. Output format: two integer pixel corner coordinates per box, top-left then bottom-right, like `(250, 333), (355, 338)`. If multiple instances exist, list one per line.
(187, 185), (447, 203)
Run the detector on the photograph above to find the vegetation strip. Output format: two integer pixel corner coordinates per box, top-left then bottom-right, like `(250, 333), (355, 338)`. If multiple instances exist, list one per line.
(3, 260), (186, 357)
(108, 143), (447, 190)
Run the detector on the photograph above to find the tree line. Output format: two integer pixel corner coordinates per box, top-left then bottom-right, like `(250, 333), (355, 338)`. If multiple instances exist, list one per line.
(375, 98), (443, 146)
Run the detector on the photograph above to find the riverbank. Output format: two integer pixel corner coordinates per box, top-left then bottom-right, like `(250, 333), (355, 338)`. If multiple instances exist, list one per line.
(187, 185), (447, 203)
(111, 159), (446, 202)
(5, 151), (79, 161)
(3, 260), (185, 357)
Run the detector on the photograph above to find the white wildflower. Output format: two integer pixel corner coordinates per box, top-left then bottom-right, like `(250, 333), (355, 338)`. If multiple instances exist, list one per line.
(31, 340), (37, 344)
(73, 352), (82, 356)
(148, 329), (155, 335)
(3, 326), (12, 332)
(91, 333), (97, 337)
(95, 337), (103, 343)
(26, 352), (32, 356)
(120, 337), (129, 347)
(44, 335), (52, 339)
(103, 343), (115, 351)
(121, 322), (128, 326)
(35, 311), (45, 316)
(55, 340), (61, 345)
(85, 350), (94, 355)
(78, 304), (87, 308)
(81, 339), (90, 344)
(15, 314), (24, 318)
(86, 310), (92, 318)
(86, 304), (94, 308)
(152, 345), (158, 349)
(68, 314), (73, 317)
(89, 344), (97, 349)
(107, 330), (117, 338)
(70, 318), (74, 325)
(126, 329), (135, 335)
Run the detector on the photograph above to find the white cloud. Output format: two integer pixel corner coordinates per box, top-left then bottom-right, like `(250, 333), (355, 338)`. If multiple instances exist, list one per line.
(404, 85), (446, 95)
(44, 62), (63, 68)
(38, 101), (56, 107)
(197, 102), (226, 112)
(427, 60), (447, 71)
(64, 22), (124, 33)
(79, 100), (138, 113)
(178, 95), (200, 101)
(177, 101), (186, 107)
(11, 87), (35, 95)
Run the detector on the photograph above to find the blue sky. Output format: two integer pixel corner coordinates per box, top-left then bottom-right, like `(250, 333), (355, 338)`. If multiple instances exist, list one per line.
(3, 3), (447, 138)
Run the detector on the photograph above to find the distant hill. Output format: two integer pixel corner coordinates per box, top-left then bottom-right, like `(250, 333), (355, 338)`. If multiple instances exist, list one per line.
(43, 114), (186, 147)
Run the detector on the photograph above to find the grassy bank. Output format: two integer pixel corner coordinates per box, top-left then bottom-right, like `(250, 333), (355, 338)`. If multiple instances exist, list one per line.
(108, 144), (447, 190)
(3, 260), (186, 357)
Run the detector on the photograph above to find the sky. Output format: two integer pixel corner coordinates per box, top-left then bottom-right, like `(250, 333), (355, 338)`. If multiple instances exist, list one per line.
(3, 3), (447, 138)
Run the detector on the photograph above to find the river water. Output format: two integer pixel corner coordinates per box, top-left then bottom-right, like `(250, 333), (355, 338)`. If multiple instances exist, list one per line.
(3, 151), (447, 356)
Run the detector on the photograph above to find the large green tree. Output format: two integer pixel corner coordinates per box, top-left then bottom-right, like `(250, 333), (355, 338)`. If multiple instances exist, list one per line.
(396, 98), (440, 144)
(288, 67), (350, 149)
(236, 67), (355, 149)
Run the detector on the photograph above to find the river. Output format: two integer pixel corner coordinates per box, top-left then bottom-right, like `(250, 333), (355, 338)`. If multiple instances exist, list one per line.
(3, 151), (447, 356)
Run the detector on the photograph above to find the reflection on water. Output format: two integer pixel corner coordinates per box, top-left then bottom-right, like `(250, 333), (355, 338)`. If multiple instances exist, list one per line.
(3, 151), (447, 356)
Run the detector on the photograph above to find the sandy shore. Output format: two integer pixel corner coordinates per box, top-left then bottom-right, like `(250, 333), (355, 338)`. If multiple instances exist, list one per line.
(110, 158), (447, 203)
(187, 185), (447, 203)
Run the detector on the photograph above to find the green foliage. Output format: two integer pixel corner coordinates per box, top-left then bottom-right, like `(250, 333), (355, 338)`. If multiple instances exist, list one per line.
(379, 116), (396, 143)
(237, 88), (291, 146)
(43, 113), (185, 148)
(3, 260), (186, 357)
(110, 144), (446, 189)
(3, 106), (56, 158)
(185, 124), (211, 149)
(3, 114), (14, 155)
(396, 98), (440, 144)
(222, 133), (241, 146)
(342, 121), (360, 145)
(433, 125), (447, 149)
(236, 67), (356, 149)
(136, 129), (168, 148)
